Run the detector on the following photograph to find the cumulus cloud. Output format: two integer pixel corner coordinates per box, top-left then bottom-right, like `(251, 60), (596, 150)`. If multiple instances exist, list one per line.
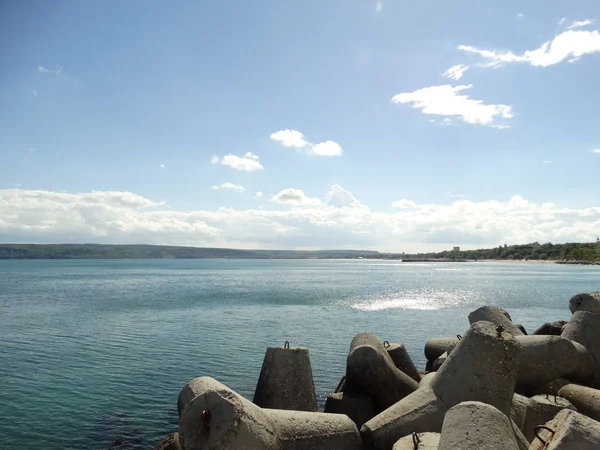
(255, 191), (263, 198)
(210, 155), (220, 164)
(221, 152), (264, 172)
(567, 20), (594, 30)
(270, 188), (322, 206)
(270, 129), (310, 148)
(592, 149), (600, 154)
(211, 183), (246, 193)
(2, 188), (599, 251)
(458, 27), (600, 67)
(443, 64), (469, 80)
(270, 129), (343, 156)
(160, 163), (167, 169)
(391, 84), (513, 127)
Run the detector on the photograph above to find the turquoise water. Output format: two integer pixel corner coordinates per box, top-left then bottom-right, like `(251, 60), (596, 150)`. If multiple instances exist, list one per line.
(0, 259), (598, 449)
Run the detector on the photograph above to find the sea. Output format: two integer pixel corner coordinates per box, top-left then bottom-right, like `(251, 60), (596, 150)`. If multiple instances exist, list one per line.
(0, 259), (598, 449)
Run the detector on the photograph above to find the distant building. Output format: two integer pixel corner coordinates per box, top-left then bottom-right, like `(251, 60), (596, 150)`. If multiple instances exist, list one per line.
(453, 246), (460, 252)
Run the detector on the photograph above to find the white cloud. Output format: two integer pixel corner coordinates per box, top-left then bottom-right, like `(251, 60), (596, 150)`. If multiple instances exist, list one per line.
(270, 129), (343, 157)
(391, 84), (513, 127)
(443, 64), (469, 80)
(38, 65), (62, 75)
(517, 13), (524, 20)
(592, 149), (600, 154)
(376, 1), (383, 12)
(160, 164), (167, 169)
(310, 141), (343, 156)
(255, 191), (263, 198)
(2, 188), (600, 251)
(221, 153), (264, 172)
(458, 27), (600, 67)
(567, 20), (594, 30)
(270, 129), (310, 148)
(210, 155), (220, 164)
(211, 182), (246, 193)
(270, 188), (322, 206)
(559, 17), (568, 26)
(541, 160), (553, 164)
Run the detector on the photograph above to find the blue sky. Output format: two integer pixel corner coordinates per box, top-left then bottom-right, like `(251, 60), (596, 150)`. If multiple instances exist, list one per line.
(1, 0), (599, 251)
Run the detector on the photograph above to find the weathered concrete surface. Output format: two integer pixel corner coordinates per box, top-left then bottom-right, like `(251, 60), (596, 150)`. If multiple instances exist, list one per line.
(361, 321), (521, 449)
(419, 372), (436, 388)
(569, 292), (600, 315)
(515, 336), (578, 389)
(385, 343), (421, 382)
(511, 419), (531, 450)
(154, 433), (182, 450)
(565, 342), (595, 385)
(178, 377), (221, 418)
(180, 377), (281, 450)
(431, 352), (447, 372)
(254, 346), (317, 411)
(268, 409), (362, 450)
(529, 409), (600, 449)
(324, 391), (375, 428)
(533, 321), (567, 336)
(431, 321), (520, 416)
(523, 395), (576, 442)
(346, 333), (418, 411)
(179, 377), (361, 450)
(393, 432), (440, 450)
(468, 306), (525, 336)
(558, 384), (600, 422)
(561, 311), (600, 388)
(511, 393), (529, 432)
(522, 378), (569, 398)
(424, 338), (458, 362)
(438, 401), (519, 450)
(361, 387), (446, 450)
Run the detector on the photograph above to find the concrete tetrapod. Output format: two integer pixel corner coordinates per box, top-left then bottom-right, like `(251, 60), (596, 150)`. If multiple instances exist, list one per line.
(568, 292), (600, 315)
(558, 384), (600, 422)
(254, 344), (317, 411)
(384, 342), (421, 382)
(514, 336), (578, 390)
(564, 341), (595, 385)
(393, 432), (440, 450)
(511, 393), (529, 433)
(532, 321), (567, 336)
(424, 338), (458, 363)
(345, 333), (419, 411)
(438, 401), (520, 450)
(324, 391), (375, 428)
(419, 372), (436, 388)
(561, 311), (600, 388)
(178, 377), (361, 450)
(522, 395), (576, 442)
(529, 409), (600, 450)
(361, 321), (521, 450)
(468, 305), (525, 336)
(154, 433), (182, 450)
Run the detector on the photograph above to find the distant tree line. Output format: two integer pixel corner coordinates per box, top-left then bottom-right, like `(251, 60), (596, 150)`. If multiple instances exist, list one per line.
(394, 241), (600, 262)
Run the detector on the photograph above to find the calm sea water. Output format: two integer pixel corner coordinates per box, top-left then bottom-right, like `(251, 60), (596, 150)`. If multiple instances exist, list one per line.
(0, 259), (598, 449)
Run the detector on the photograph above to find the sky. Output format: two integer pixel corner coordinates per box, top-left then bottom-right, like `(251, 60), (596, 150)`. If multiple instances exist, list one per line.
(1, 0), (600, 252)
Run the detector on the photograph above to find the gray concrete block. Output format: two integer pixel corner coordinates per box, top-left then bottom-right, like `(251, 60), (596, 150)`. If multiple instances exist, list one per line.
(179, 377), (362, 450)
(431, 352), (447, 372)
(254, 345), (317, 411)
(361, 387), (446, 450)
(393, 432), (440, 450)
(154, 433), (181, 450)
(419, 372), (436, 389)
(523, 395), (576, 442)
(533, 321), (567, 336)
(558, 384), (600, 422)
(565, 341), (595, 385)
(424, 338), (458, 362)
(511, 393), (529, 432)
(432, 321), (520, 416)
(346, 332), (418, 411)
(468, 305), (524, 336)
(385, 342), (421, 382)
(438, 401), (519, 450)
(561, 311), (600, 388)
(515, 336), (578, 389)
(569, 292), (600, 315)
(324, 391), (375, 428)
(529, 409), (600, 449)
